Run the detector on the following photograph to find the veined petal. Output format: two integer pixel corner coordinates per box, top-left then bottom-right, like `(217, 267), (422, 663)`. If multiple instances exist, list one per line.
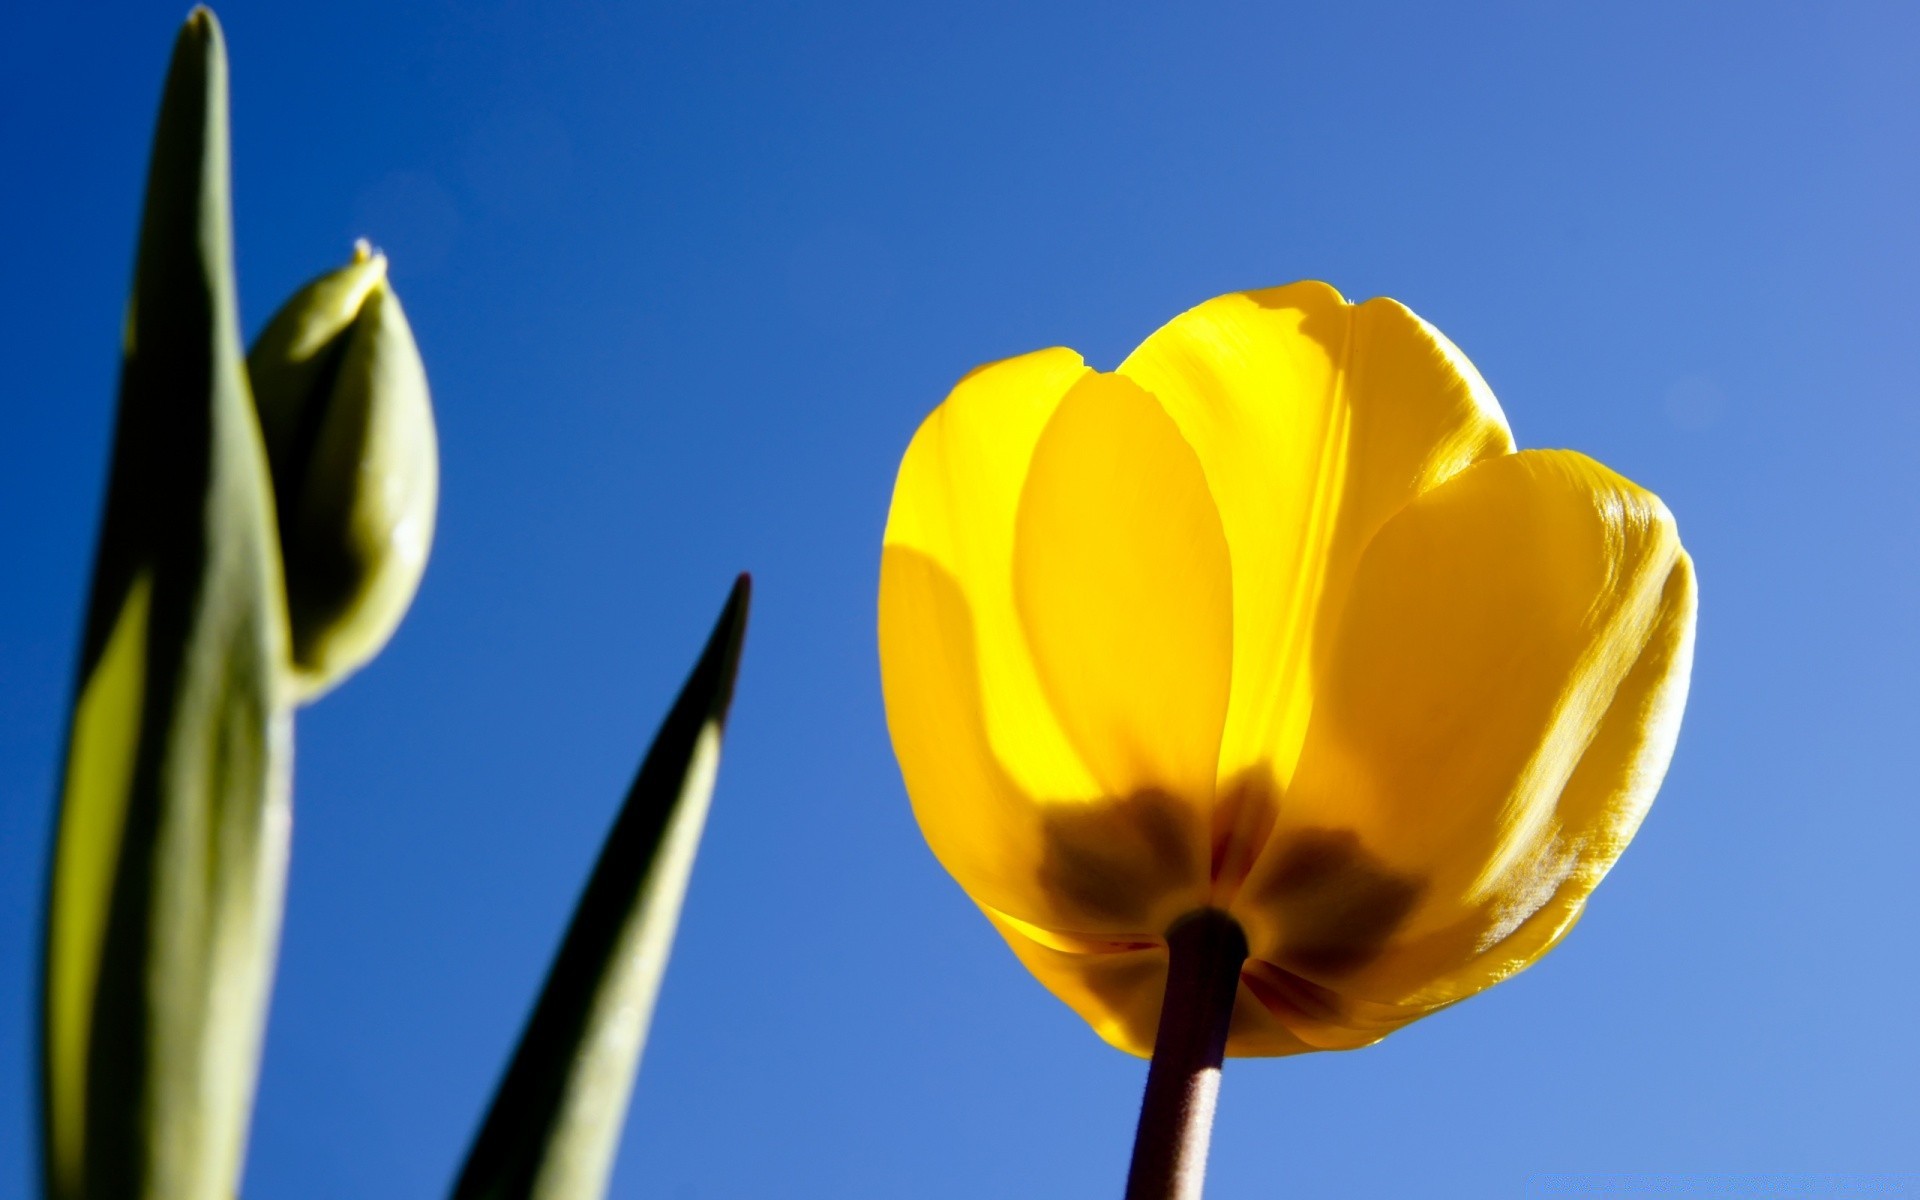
(982, 907), (1319, 1058)
(883, 349), (1100, 803)
(1351, 551), (1696, 1008)
(1014, 373), (1234, 812)
(1234, 450), (1694, 1014)
(982, 906), (1425, 1058)
(1118, 284), (1515, 793)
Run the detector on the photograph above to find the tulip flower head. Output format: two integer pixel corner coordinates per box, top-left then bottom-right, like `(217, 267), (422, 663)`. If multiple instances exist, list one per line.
(879, 282), (1695, 1059)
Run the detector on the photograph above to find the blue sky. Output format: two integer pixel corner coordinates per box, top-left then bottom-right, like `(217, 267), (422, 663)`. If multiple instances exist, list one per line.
(3, 2), (1917, 1197)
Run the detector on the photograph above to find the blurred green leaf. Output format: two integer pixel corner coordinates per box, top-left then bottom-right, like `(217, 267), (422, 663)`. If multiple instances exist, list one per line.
(452, 576), (751, 1200)
(42, 9), (293, 1198)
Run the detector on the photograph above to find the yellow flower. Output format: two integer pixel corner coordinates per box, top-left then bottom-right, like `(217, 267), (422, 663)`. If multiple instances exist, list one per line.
(878, 282), (1696, 1057)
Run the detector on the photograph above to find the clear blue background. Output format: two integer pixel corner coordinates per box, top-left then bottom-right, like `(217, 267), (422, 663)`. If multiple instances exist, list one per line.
(3, 3), (1916, 1197)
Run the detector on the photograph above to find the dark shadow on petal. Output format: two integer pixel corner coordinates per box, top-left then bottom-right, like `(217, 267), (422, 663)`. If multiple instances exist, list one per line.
(1246, 828), (1423, 976)
(1209, 767), (1279, 904)
(1034, 788), (1203, 931)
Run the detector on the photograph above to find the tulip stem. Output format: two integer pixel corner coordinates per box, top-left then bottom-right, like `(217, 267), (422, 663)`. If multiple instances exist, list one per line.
(1124, 908), (1247, 1200)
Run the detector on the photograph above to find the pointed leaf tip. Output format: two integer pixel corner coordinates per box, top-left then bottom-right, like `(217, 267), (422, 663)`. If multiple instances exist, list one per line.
(449, 578), (750, 1200)
(700, 573), (751, 731)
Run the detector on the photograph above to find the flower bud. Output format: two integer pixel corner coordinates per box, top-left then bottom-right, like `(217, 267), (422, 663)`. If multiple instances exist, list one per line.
(248, 241), (438, 700)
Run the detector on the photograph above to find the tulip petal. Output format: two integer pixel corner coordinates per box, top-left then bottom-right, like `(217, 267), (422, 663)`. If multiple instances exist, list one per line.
(882, 355), (1228, 937)
(980, 906), (1165, 1056)
(1013, 373), (1235, 812)
(882, 549), (1215, 937)
(879, 547), (1050, 924)
(882, 349), (1101, 804)
(1347, 550), (1696, 1009)
(1118, 284), (1515, 795)
(1235, 450), (1694, 1015)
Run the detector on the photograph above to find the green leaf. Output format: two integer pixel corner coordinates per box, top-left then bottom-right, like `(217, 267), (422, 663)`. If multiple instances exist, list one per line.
(42, 9), (293, 1198)
(451, 576), (752, 1200)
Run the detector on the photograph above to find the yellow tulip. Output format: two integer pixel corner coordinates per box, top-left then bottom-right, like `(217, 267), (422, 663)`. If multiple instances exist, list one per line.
(878, 281), (1695, 1059)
